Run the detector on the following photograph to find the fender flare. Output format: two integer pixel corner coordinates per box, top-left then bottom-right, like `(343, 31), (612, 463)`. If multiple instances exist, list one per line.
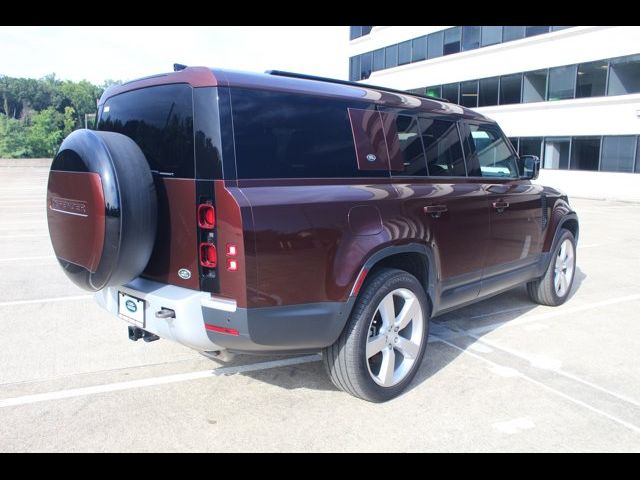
(345, 243), (437, 315)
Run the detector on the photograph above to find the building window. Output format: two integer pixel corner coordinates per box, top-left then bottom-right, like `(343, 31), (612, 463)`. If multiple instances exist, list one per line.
(373, 49), (385, 72)
(551, 26), (572, 31)
(523, 69), (547, 103)
(349, 56), (360, 81)
(385, 44), (398, 69)
(360, 52), (372, 80)
(503, 26), (525, 42)
(443, 27), (461, 55)
(548, 65), (577, 100)
(427, 31), (444, 59)
(500, 74), (522, 105)
(425, 86), (442, 98)
(460, 80), (479, 108)
(442, 83), (460, 103)
(637, 139), (640, 173)
(607, 54), (640, 96)
(571, 137), (601, 171)
(519, 137), (543, 158)
(600, 136), (637, 173)
(398, 41), (411, 65)
(462, 26), (481, 51)
(412, 36), (427, 62)
(478, 77), (499, 107)
(525, 26), (550, 37)
(576, 60), (608, 98)
(481, 26), (502, 46)
(543, 137), (570, 169)
(350, 26), (372, 40)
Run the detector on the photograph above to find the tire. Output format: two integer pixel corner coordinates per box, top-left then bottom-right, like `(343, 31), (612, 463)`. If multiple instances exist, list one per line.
(527, 229), (577, 306)
(47, 129), (157, 291)
(323, 268), (429, 402)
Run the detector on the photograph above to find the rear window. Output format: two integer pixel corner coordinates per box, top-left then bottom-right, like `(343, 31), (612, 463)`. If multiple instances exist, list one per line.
(230, 89), (387, 179)
(97, 84), (194, 178)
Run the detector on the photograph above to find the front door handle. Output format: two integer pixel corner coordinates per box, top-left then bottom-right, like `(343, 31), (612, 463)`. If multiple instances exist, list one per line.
(424, 204), (448, 218)
(492, 201), (510, 213)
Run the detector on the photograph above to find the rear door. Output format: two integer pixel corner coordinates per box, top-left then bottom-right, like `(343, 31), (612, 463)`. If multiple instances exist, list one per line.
(460, 121), (544, 295)
(384, 112), (490, 311)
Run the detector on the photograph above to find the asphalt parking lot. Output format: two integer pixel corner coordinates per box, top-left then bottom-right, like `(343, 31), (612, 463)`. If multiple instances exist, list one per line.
(1, 161), (639, 452)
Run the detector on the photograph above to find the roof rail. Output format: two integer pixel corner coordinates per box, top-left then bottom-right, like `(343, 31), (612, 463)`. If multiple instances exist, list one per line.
(266, 70), (450, 104)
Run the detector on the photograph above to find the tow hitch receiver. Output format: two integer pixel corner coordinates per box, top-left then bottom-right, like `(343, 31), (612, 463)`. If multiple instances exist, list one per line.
(128, 325), (160, 343)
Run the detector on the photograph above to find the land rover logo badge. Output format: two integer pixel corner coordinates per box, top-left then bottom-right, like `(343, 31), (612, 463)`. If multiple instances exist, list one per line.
(125, 300), (137, 313)
(178, 268), (191, 280)
(366, 154), (377, 162)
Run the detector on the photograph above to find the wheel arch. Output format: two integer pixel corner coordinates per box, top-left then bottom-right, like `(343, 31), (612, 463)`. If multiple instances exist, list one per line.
(347, 243), (437, 318)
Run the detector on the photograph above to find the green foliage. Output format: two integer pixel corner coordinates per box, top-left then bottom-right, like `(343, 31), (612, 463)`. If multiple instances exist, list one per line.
(0, 74), (113, 158)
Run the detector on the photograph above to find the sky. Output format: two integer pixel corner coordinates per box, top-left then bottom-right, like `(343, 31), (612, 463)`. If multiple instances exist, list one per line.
(0, 26), (350, 84)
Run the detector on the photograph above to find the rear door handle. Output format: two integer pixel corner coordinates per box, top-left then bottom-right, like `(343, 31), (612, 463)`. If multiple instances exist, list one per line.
(424, 205), (448, 218)
(492, 201), (510, 213)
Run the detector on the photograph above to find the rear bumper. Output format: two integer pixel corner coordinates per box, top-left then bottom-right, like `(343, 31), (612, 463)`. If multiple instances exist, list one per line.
(95, 277), (351, 353)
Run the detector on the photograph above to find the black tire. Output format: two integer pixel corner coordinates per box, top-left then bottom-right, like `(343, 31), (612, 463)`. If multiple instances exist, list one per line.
(323, 268), (430, 402)
(527, 229), (577, 306)
(47, 129), (157, 291)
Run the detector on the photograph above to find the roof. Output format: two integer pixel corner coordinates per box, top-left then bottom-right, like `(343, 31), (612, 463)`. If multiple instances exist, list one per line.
(98, 66), (488, 121)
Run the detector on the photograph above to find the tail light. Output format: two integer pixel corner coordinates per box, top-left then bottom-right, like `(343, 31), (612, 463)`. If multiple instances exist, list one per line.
(199, 242), (217, 268)
(226, 243), (237, 256)
(198, 204), (215, 229)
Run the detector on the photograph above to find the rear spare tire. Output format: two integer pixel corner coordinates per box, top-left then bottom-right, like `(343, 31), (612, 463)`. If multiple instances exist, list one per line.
(46, 129), (157, 291)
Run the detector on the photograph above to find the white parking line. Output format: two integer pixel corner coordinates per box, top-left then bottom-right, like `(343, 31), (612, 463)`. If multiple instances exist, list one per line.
(0, 355), (321, 408)
(0, 295), (93, 307)
(0, 255), (55, 262)
(435, 336), (640, 434)
(467, 294), (640, 335)
(463, 334), (640, 410)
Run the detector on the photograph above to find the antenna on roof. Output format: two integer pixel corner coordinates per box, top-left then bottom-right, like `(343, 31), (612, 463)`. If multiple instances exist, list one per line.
(173, 63), (188, 72)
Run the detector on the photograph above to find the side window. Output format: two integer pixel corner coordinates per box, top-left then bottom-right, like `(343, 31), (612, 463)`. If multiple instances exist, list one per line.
(230, 89), (386, 179)
(419, 117), (466, 177)
(388, 114), (427, 176)
(465, 123), (519, 178)
(97, 84), (194, 178)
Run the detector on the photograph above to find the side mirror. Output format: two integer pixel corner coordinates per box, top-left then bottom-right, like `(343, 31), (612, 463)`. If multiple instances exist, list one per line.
(518, 155), (540, 180)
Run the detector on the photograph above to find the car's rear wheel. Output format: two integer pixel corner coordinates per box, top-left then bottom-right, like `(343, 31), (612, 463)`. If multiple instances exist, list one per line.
(323, 268), (429, 402)
(527, 229), (576, 306)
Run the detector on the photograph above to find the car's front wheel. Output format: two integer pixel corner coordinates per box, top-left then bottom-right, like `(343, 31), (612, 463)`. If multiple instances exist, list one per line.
(527, 229), (577, 306)
(323, 268), (429, 402)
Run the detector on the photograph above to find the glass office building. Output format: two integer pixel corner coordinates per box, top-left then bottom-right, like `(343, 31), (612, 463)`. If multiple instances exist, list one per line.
(348, 26), (640, 199)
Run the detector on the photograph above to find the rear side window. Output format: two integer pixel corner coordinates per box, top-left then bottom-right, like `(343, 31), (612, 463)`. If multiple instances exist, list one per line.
(97, 84), (194, 178)
(389, 114), (427, 176)
(419, 118), (466, 176)
(230, 89), (386, 179)
(464, 123), (519, 178)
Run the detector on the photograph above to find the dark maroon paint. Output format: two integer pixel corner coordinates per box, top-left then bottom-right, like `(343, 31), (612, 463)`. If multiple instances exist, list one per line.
(142, 178), (199, 290)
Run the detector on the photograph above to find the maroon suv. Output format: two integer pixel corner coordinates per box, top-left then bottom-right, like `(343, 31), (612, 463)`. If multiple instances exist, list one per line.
(46, 66), (579, 402)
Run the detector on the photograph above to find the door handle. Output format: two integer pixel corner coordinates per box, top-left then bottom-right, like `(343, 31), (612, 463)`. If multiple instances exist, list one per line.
(424, 204), (448, 218)
(492, 201), (510, 213)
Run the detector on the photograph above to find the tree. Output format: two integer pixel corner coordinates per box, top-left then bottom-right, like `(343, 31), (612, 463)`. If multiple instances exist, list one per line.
(0, 73), (113, 158)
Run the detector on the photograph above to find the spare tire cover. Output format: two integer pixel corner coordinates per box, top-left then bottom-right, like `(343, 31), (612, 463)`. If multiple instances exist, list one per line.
(46, 129), (157, 291)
